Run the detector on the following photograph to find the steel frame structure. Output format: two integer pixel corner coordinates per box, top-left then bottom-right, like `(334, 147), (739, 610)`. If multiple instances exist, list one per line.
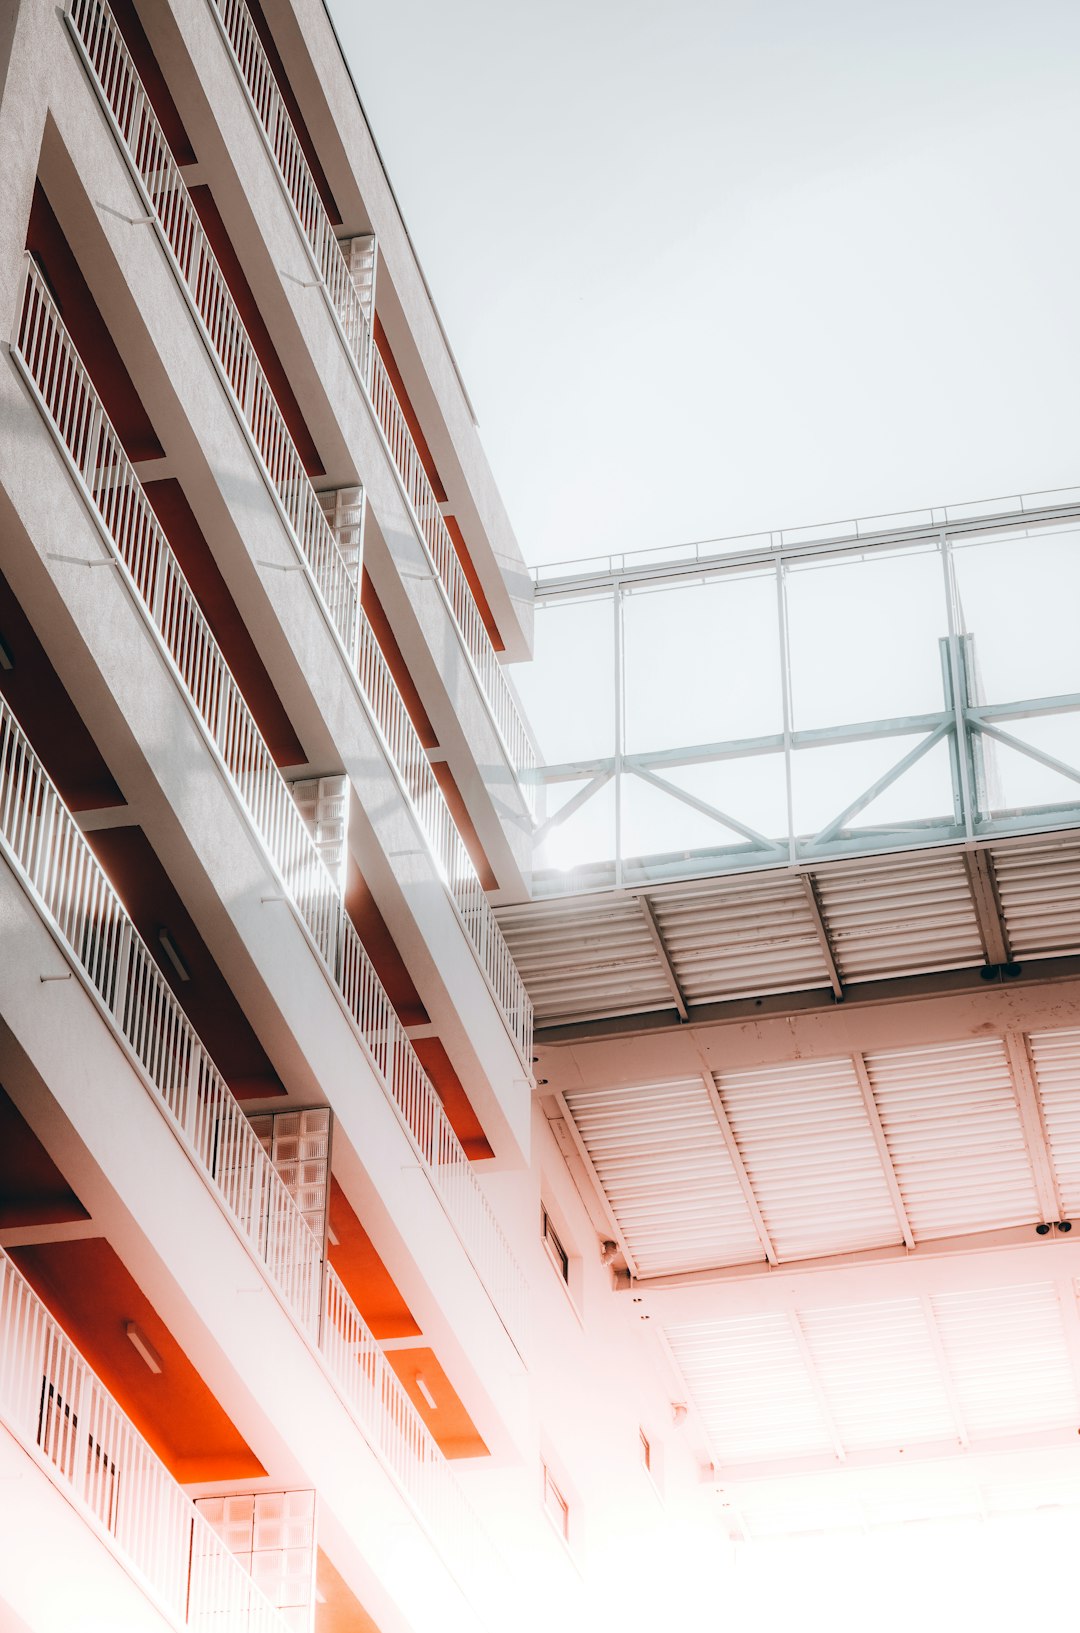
(529, 506), (1080, 894)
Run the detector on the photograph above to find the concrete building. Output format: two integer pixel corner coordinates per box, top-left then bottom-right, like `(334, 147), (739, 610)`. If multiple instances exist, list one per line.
(1, 2), (1080, 1630)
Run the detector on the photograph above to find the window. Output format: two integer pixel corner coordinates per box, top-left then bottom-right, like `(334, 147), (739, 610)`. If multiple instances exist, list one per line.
(541, 1205), (569, 1283)
(542, 1461), (570, 1543)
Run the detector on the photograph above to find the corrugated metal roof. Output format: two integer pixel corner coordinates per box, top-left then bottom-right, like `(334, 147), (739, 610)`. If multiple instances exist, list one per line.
(930, 1283), (1078, 1439)
(715, 1058), (902, 1261)
(561, 1078), (764, 1276)
(665, 1281), (1080, 1530)
(496, 897), (673, 1023)
(653, 873), (829, 1004)
(863, 1039), (1039, 1239)
(498, 834), (1080, 1030)
(665, 1314), (835, 1464)
(1027, 1028), (1080, 1218)
(992, 837), (1080, 960)
(798, 1300), (958, 1452)
(813, 851), (984, 983)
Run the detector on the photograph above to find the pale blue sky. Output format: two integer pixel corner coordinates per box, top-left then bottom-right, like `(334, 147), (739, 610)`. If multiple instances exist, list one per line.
(328, 0), (1080, 568)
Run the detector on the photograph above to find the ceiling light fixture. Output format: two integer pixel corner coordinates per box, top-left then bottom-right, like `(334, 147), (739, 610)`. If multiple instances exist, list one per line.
(0, 633), (13, 671)
(157, 927), (190, 982)
(414, 1374), (438, 1410)
(126, 1320), (163, 1374)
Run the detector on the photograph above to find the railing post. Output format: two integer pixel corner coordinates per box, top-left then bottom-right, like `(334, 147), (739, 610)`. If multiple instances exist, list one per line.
(112, 917), (134, 1035)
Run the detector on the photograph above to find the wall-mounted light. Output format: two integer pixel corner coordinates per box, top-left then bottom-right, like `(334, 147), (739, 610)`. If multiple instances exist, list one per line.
(157, 927), (190, 982)
(0, 632), (14, 671)
(599, 1240), (619, 1266)
(414, 1374), (438, 1410)
(126, 1321), (163, 1374)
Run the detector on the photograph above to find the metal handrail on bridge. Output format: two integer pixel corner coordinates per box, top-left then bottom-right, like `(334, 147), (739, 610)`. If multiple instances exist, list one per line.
(532, 485), (1080, 594)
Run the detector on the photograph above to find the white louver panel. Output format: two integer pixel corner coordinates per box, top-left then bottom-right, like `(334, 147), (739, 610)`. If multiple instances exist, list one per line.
(665, 1315), (834, 1464)
(653, 873), (830, 1004)
(864, 1039), (1039, 1239)
(931, 1283), (1079, 1439)
(561, 1078), (764, 1276)
(992, 837), (1080, 960)
(813, 851), (983, 982)
(497, 898), (674, 1023)
(715, 1058), (902, 1261)
(1028, 1028), (1080, 1217)
(798, 1300), (958, 1452)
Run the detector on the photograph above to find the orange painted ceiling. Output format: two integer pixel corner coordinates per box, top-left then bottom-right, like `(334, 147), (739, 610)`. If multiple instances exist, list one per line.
(109, 0), (196, 165)
(327, 1178), (420, 1342)
(85, 826), (285, 1100)
(188, 186), (324, 478)
(373, 318), (446, 503)
(430, 761), (498, 893)
(370, 322), (503, 651)
(360, 573), (438, 750)
(315, 1547), (381, 1633)
(385, 1347), (488, 1460)
(142, 478), (306, 767)
(243, 0), (342, 225)
(0, 566), (124, 812)
(444, 514), (503, 653)
(10, 1237), (264, 1483)
(344, 855), (429, 1029)
(26, 184), (164, 463)
(411, 1038), (493, 1161)
(0, 1084), (89, 1230)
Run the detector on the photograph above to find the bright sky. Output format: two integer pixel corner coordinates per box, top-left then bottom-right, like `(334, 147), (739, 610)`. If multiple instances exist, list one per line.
(327, 0), (1080, 569)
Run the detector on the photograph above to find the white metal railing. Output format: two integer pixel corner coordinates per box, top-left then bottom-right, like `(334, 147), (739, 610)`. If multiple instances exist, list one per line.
(367, 345), (539, 804)
(320, 1267), (493, 1571)
(357, 614), (534, 1057)
(66, 0), (359, 655)
(531, 484), (1080, 589)
(0, 689), (323, 1336)
(66, 0), (534, 1065)
(12, 256), (529, 1353)
(207, 0), (372, 381)
(203, 0), (538, 809)
(0, 1249), (291, 1632)
(0, 700), (496, 1581)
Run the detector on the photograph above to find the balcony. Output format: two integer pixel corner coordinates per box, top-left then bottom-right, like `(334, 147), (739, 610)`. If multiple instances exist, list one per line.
(63, 0), (532, 1069)
(201, 0), (538, 807)
(12, 252), (527, 1354)
(0, 1248), (292, 1633)
(0, 689), (505, 1588)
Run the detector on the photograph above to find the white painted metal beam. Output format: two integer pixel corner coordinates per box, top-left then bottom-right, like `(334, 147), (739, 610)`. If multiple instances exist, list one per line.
(636, 895), (688, 1021)
(630, 1228), (1080, 1318)
(1002, 1029), (1063, 1223)
(963, 849), (1010, 966)
(851, 1052), (914, 1250)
